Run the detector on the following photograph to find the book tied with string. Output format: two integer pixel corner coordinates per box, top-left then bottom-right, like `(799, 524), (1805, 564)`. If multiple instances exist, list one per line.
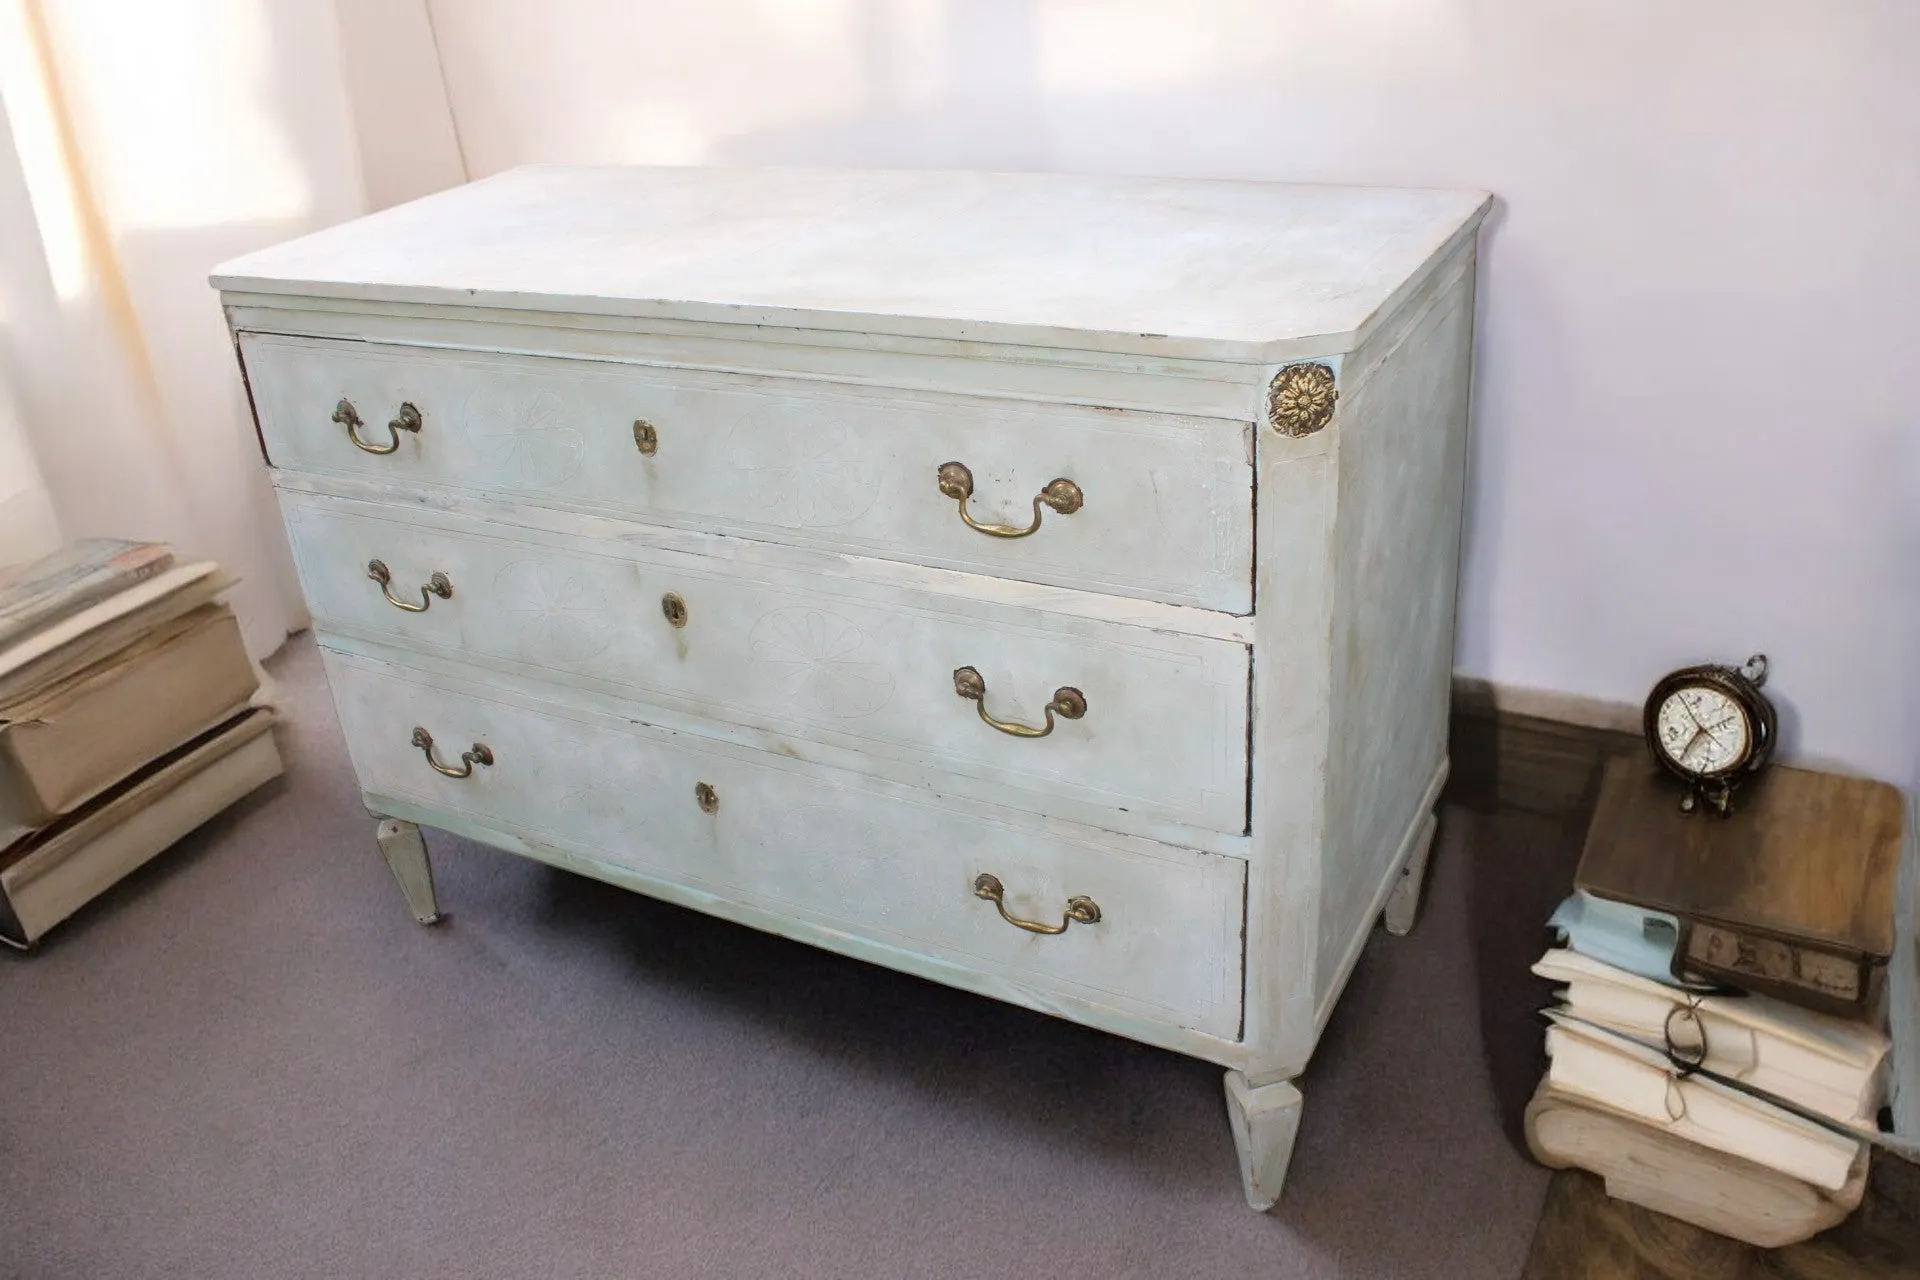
(1525, 944), (1890, 1248)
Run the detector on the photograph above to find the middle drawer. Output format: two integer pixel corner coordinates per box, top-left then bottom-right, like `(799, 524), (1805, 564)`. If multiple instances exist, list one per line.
(281, 489), (1251, 836)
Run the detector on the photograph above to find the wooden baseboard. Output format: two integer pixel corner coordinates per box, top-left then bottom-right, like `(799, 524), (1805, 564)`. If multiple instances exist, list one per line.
(1446, 677), (1641, 818)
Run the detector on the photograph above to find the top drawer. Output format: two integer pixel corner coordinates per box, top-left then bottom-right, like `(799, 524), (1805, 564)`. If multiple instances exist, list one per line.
(238, 334), (1253, 613)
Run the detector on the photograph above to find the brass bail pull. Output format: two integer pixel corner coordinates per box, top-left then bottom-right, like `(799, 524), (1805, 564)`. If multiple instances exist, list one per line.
(411, 726), (493, 779)
(936, 461), (1081, 538)
(333, 398), (422, 454)
(367, 559), (452, 611)
(972, 873), (1101, 935)
(952, 666), (1085, 738)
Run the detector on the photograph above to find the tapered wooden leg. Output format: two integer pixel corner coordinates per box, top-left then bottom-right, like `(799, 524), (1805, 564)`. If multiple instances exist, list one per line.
(1382, 809), (1438, 937)
(1224, 1070), (1303, 1212)
(375, 818), (442, 925)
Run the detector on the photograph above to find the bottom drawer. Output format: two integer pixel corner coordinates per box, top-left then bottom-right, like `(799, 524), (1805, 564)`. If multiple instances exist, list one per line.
(323, 649), (1245, 1039)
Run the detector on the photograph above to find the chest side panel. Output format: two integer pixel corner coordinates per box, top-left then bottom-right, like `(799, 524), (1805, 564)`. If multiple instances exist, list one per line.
(1313, 248), (1478, 1008)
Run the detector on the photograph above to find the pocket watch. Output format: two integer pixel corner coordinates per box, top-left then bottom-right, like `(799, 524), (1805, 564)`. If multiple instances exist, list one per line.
(1643, 654), (1777, 815)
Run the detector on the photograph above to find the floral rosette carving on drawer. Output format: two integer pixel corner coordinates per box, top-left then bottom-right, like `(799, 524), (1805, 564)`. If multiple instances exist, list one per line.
(532, 744), (636, 835)
(776, 805), (889, 920)
(749, 606), (895, 719)
(465, 384), (584, 489)
(495, 560), (613, 665)
(727, 411), (877, 528)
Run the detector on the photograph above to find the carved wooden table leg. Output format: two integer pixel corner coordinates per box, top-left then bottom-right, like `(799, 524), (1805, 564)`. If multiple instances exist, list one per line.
(1224, 1070), (1304, 1212)
(1382, 809), (1439, 937)
(375, 818), (442, 925)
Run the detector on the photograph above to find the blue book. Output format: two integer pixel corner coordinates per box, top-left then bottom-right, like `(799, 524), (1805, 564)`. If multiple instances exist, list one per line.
(1547, 889), (1715, 990)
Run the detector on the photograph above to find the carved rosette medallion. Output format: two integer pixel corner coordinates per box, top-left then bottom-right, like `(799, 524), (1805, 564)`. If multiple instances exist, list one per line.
(1267, 362), (1338, 437)
(748, 606), (895, 718)
(495, 560), (612, 664)
(465, 385), (584, 488)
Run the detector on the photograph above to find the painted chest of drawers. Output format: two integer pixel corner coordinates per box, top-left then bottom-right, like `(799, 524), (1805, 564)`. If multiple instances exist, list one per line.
(213, 165), (1491, 1208)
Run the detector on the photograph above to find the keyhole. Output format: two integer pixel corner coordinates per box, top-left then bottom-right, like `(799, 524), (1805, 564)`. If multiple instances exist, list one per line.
(694, 781), (719, 814)
(633, 418), (658, 456)
(662, 593), (687, 627)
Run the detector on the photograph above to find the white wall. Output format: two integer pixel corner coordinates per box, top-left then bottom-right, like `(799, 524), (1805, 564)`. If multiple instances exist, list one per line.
(364, 0), (1919, 782)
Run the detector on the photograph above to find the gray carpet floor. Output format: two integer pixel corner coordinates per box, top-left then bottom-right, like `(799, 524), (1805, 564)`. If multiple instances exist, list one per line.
(0, 635), (1570, 1279)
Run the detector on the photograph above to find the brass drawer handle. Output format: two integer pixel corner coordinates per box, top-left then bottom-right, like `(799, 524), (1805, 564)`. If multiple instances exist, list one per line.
(367, 559), (452, 612)
(952, 666), (1086, 738)
(332, 399), (422, 454)
(936, 461), (1081, 538)
(411, 726), (493, 778)
(972, 873), (1101, 935)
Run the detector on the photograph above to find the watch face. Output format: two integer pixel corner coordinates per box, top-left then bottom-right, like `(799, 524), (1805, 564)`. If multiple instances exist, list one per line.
(1654, 684), (1753, 777)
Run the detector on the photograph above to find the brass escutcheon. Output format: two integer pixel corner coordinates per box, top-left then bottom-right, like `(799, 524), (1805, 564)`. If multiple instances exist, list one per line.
(935, 461), (1082, 538)
(694, 781), (719, 814)
(971, 873), (1101, 935)
(411, 726), (492, 779)
(952, 666), (1086, 738)
(367, 559), (452, 612)
(333, 398), (422, 454)
(662, 593), (688, 627)
(633, 418), (658, 456)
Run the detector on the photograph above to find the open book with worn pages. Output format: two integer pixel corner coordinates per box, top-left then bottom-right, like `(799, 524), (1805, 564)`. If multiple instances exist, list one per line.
(1533, 947), (1890, 1128)
(0, 559), (232, 709)
(0, 539), (174, 651)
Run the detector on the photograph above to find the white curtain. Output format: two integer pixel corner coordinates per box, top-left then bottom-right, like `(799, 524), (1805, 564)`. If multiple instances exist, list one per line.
(0, 0), (377, 660)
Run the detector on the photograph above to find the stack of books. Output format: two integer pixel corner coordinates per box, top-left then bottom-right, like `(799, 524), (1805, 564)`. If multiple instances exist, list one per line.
(1525, 758), (1904, 1247)
(0, 540), (283, 949)
(1526, 938), (1889, 1246)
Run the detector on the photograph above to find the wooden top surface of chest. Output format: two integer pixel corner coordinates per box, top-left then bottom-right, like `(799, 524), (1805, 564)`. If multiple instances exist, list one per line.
(213, 165), (1489, 363)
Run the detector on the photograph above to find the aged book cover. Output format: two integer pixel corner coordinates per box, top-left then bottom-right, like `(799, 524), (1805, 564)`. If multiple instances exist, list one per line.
(0, 708), (282, 948)
(0, 603), (259, 842)
(0, 561), (231, 707)
(1577, 757), (1903, 1012)
(0, 540), (173, 651)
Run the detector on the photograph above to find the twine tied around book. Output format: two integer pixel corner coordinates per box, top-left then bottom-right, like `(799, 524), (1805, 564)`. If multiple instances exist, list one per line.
(1659, 997), (1710, 1121)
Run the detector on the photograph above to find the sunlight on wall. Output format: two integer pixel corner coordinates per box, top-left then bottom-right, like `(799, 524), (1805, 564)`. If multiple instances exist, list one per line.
(1034, 0), (1469, 95)
(754, 0), (857, 53)
(1035, 0), (1293, 94)
(602, 103), (711, 167)
(428, 0), (931, 170)
(0, 0), (89, 299)
(34, 0), (314, 232)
